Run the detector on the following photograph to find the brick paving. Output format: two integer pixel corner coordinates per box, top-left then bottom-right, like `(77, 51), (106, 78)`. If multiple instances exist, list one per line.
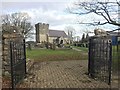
(18, 60), (112, 88)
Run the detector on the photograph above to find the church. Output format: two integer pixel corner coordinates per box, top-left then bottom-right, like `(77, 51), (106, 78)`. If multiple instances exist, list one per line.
(35, 23), (69, 44)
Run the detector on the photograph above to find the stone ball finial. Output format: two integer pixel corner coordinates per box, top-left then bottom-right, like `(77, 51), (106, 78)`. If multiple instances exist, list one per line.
(94, 28), (107, 35)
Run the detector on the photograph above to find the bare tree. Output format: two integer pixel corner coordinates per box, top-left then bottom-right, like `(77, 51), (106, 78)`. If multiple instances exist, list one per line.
(65, 26), (76, 37)
(1, 12), (33, 38)
(68, 0), (120, 27)
(65, 26), (76, 43)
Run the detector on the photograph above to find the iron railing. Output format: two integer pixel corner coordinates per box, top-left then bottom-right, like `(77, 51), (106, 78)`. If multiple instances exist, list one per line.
(10, 39), (26, 89)
(88, 36), (112, 85)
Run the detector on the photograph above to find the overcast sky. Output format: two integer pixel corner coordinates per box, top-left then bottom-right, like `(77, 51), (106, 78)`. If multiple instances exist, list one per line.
(1, 0), (118, 41)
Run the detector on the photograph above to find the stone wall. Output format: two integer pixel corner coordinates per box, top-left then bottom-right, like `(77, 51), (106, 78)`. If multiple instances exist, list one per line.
(2, 25), (23, 76)
(49, 37), (68, 44)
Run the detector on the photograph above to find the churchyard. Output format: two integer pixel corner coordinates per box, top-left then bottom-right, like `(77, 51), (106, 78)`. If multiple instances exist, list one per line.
(1, 1), (120, 89)
(1, 25), (119, 89)
(1, 12), (119, 90)
(2, 31), (119, 89)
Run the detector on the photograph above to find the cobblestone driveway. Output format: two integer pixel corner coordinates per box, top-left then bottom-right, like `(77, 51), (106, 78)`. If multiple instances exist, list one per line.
(18, 60), (111, 88)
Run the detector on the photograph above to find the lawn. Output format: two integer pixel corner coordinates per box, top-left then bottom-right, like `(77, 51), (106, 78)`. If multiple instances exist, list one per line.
(73, 46), (88, 52)
(26, 48), (88, 61)
(112, 45), (120, 71)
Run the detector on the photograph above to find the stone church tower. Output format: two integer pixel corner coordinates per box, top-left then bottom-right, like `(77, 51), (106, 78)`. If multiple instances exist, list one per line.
(35, 23), (49, 43)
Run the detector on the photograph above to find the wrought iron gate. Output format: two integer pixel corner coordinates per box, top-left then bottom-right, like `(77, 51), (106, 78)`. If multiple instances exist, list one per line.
(88, 36), (112, 85)
(10, 39), (26, 89)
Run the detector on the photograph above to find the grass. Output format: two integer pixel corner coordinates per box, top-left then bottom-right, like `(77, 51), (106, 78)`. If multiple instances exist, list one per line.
(73, 46), (88, 52)
(26, 48), (88, 61)
(112, 45), (120, 71)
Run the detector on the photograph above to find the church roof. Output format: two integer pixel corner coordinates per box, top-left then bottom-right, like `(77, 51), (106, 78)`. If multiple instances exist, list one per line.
(49, 30), (67, 37)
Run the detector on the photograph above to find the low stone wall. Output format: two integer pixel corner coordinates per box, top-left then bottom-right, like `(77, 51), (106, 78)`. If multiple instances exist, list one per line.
(26, 59), (34, 72)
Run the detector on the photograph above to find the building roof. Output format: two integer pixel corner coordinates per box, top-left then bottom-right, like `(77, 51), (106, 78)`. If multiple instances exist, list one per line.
(49, 30), (67, 37)
(108, 31), (120, 36)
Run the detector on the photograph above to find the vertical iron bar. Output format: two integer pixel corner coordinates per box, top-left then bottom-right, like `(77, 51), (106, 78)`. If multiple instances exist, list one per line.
(88, 38), (91, 75)
(10, 41), (14, 89)
(117, 36), (119, 88)
(108, 39), (112, 85)
(104, 39), (107, 82)
(102, 39), (105, 82)
(23, 39), (27, 74)
(91, 38), (96, 78)
(118, 40), (120, 89)
(98, 39), (100, 79)
(100, 38), (102, 80)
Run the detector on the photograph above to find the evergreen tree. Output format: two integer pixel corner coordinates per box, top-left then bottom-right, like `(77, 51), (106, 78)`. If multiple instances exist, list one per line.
(81, 33), (85, 42)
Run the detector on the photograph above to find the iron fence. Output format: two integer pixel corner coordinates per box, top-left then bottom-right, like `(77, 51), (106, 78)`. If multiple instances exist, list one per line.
(88, 36), (112, 85)
(10, 39), (26, 89)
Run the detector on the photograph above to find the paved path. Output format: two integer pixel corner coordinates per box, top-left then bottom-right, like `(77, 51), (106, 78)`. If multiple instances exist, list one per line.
(18, 60), (111, 88)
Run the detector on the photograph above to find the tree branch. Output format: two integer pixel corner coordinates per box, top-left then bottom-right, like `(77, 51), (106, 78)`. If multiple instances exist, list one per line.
(69, 1), (120, 27)
(2, 12), (33, 39)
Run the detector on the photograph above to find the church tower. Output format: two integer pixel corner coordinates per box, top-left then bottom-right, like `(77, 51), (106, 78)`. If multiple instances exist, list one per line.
(35, 23), (49, 43)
